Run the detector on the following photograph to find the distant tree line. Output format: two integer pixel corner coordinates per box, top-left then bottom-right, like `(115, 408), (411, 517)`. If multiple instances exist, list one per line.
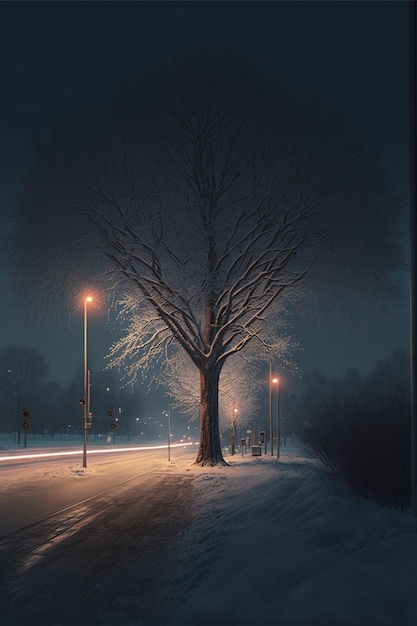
(296, 348), (410, 510)
(0, 345), (143, 442)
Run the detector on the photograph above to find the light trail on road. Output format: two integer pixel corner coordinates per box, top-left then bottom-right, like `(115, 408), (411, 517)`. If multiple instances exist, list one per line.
(0, 441), (195, 462)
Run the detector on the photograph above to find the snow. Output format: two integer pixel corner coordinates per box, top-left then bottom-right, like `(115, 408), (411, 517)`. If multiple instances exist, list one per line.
(1, 440), (417, 625)
(162, 444), (417, 626)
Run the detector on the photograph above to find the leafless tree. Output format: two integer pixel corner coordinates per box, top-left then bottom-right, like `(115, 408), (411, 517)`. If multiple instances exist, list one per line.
(0, 346), (48, 442)
(8, 56), (405, 465)
(136, 346), (265, 435)
(108, 292), (294, 438)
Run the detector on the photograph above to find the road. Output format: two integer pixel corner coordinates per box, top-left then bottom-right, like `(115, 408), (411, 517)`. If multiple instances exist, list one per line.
(0, 444), (194, 536)
(0, 447), (196, 625)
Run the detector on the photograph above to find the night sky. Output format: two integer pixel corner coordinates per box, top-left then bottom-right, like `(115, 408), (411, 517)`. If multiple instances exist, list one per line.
(1, 1), (410, 399)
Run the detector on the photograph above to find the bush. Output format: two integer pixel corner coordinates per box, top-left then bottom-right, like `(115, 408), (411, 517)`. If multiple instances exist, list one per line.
(299, 349), (411, 510)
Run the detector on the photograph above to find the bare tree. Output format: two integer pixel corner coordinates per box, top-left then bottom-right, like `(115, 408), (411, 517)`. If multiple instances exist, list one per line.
(8, 56), (405, 465)
(137, 346), (266, 435)
(32, 380), (68, 436)
(0, 346), (48, 442)
(109, 292), (293, 436)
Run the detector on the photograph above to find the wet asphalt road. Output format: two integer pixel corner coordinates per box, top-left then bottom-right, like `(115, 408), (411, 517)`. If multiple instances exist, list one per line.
(0, 469), (194, 626)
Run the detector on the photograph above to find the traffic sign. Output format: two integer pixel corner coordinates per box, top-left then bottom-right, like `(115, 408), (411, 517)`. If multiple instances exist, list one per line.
(22, 410), (30, 418)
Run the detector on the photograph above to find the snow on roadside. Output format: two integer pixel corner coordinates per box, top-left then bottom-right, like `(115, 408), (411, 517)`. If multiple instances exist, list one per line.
(1, 441), (417, 625)
(0, 463), (95, 495)
(162, 444), (417, 626)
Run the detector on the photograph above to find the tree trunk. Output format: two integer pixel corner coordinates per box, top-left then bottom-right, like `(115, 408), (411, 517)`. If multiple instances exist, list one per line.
(15, 420), (21, 445)
(194, 366), (228, 466)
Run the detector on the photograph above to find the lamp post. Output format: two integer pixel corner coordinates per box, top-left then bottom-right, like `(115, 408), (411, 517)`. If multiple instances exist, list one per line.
(269, 363), (273, 456)
(231, 407), (238, 455)
(82, 296), (92, 468)
(273, 377), (280, 458)
(162, 410), (171, 461)
(168, 408), (171, 462)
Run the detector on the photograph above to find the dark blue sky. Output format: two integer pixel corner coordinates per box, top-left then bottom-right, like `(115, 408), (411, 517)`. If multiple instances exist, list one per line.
(0, 1), (410, 395)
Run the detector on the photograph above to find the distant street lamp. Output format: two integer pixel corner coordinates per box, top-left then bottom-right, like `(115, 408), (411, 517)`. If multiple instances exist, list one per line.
(82, 296), (93, 468)
(162, 409), (171, 461)
(231, 407), (238, 455)
(167, 408), (171, 462)
(269, 363), (273, 456)
(273, 377), (280, 458)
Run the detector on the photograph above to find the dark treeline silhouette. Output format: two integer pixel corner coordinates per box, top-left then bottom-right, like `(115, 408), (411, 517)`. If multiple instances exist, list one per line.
(0, 345), (143, 441)
(297, 348), (411, 510)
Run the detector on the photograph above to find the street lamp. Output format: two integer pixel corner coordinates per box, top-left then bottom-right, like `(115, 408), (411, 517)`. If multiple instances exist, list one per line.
(273, 377), (280, 459)
(269, 363), (273, 456)
(162, 409), (171, 462)
(231, 407), (238, 455)
(82, 296), (92, 468)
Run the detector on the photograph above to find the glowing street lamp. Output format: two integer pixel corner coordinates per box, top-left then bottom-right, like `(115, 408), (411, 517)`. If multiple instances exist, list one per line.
(231, 406), (238, 455)
(269, 363), (274, 456)
(82, 296), (93, 468)
(273, 377), (280, 459)
(162, 409), (171, 462)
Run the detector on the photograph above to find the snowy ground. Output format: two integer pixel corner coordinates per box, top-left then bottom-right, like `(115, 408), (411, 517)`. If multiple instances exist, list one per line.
(161, 444), (417, 626)
(1, 440), (417, 625)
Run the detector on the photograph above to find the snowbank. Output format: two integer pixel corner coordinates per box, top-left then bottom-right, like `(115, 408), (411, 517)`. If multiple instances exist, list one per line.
(162, 444), (417, 626)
